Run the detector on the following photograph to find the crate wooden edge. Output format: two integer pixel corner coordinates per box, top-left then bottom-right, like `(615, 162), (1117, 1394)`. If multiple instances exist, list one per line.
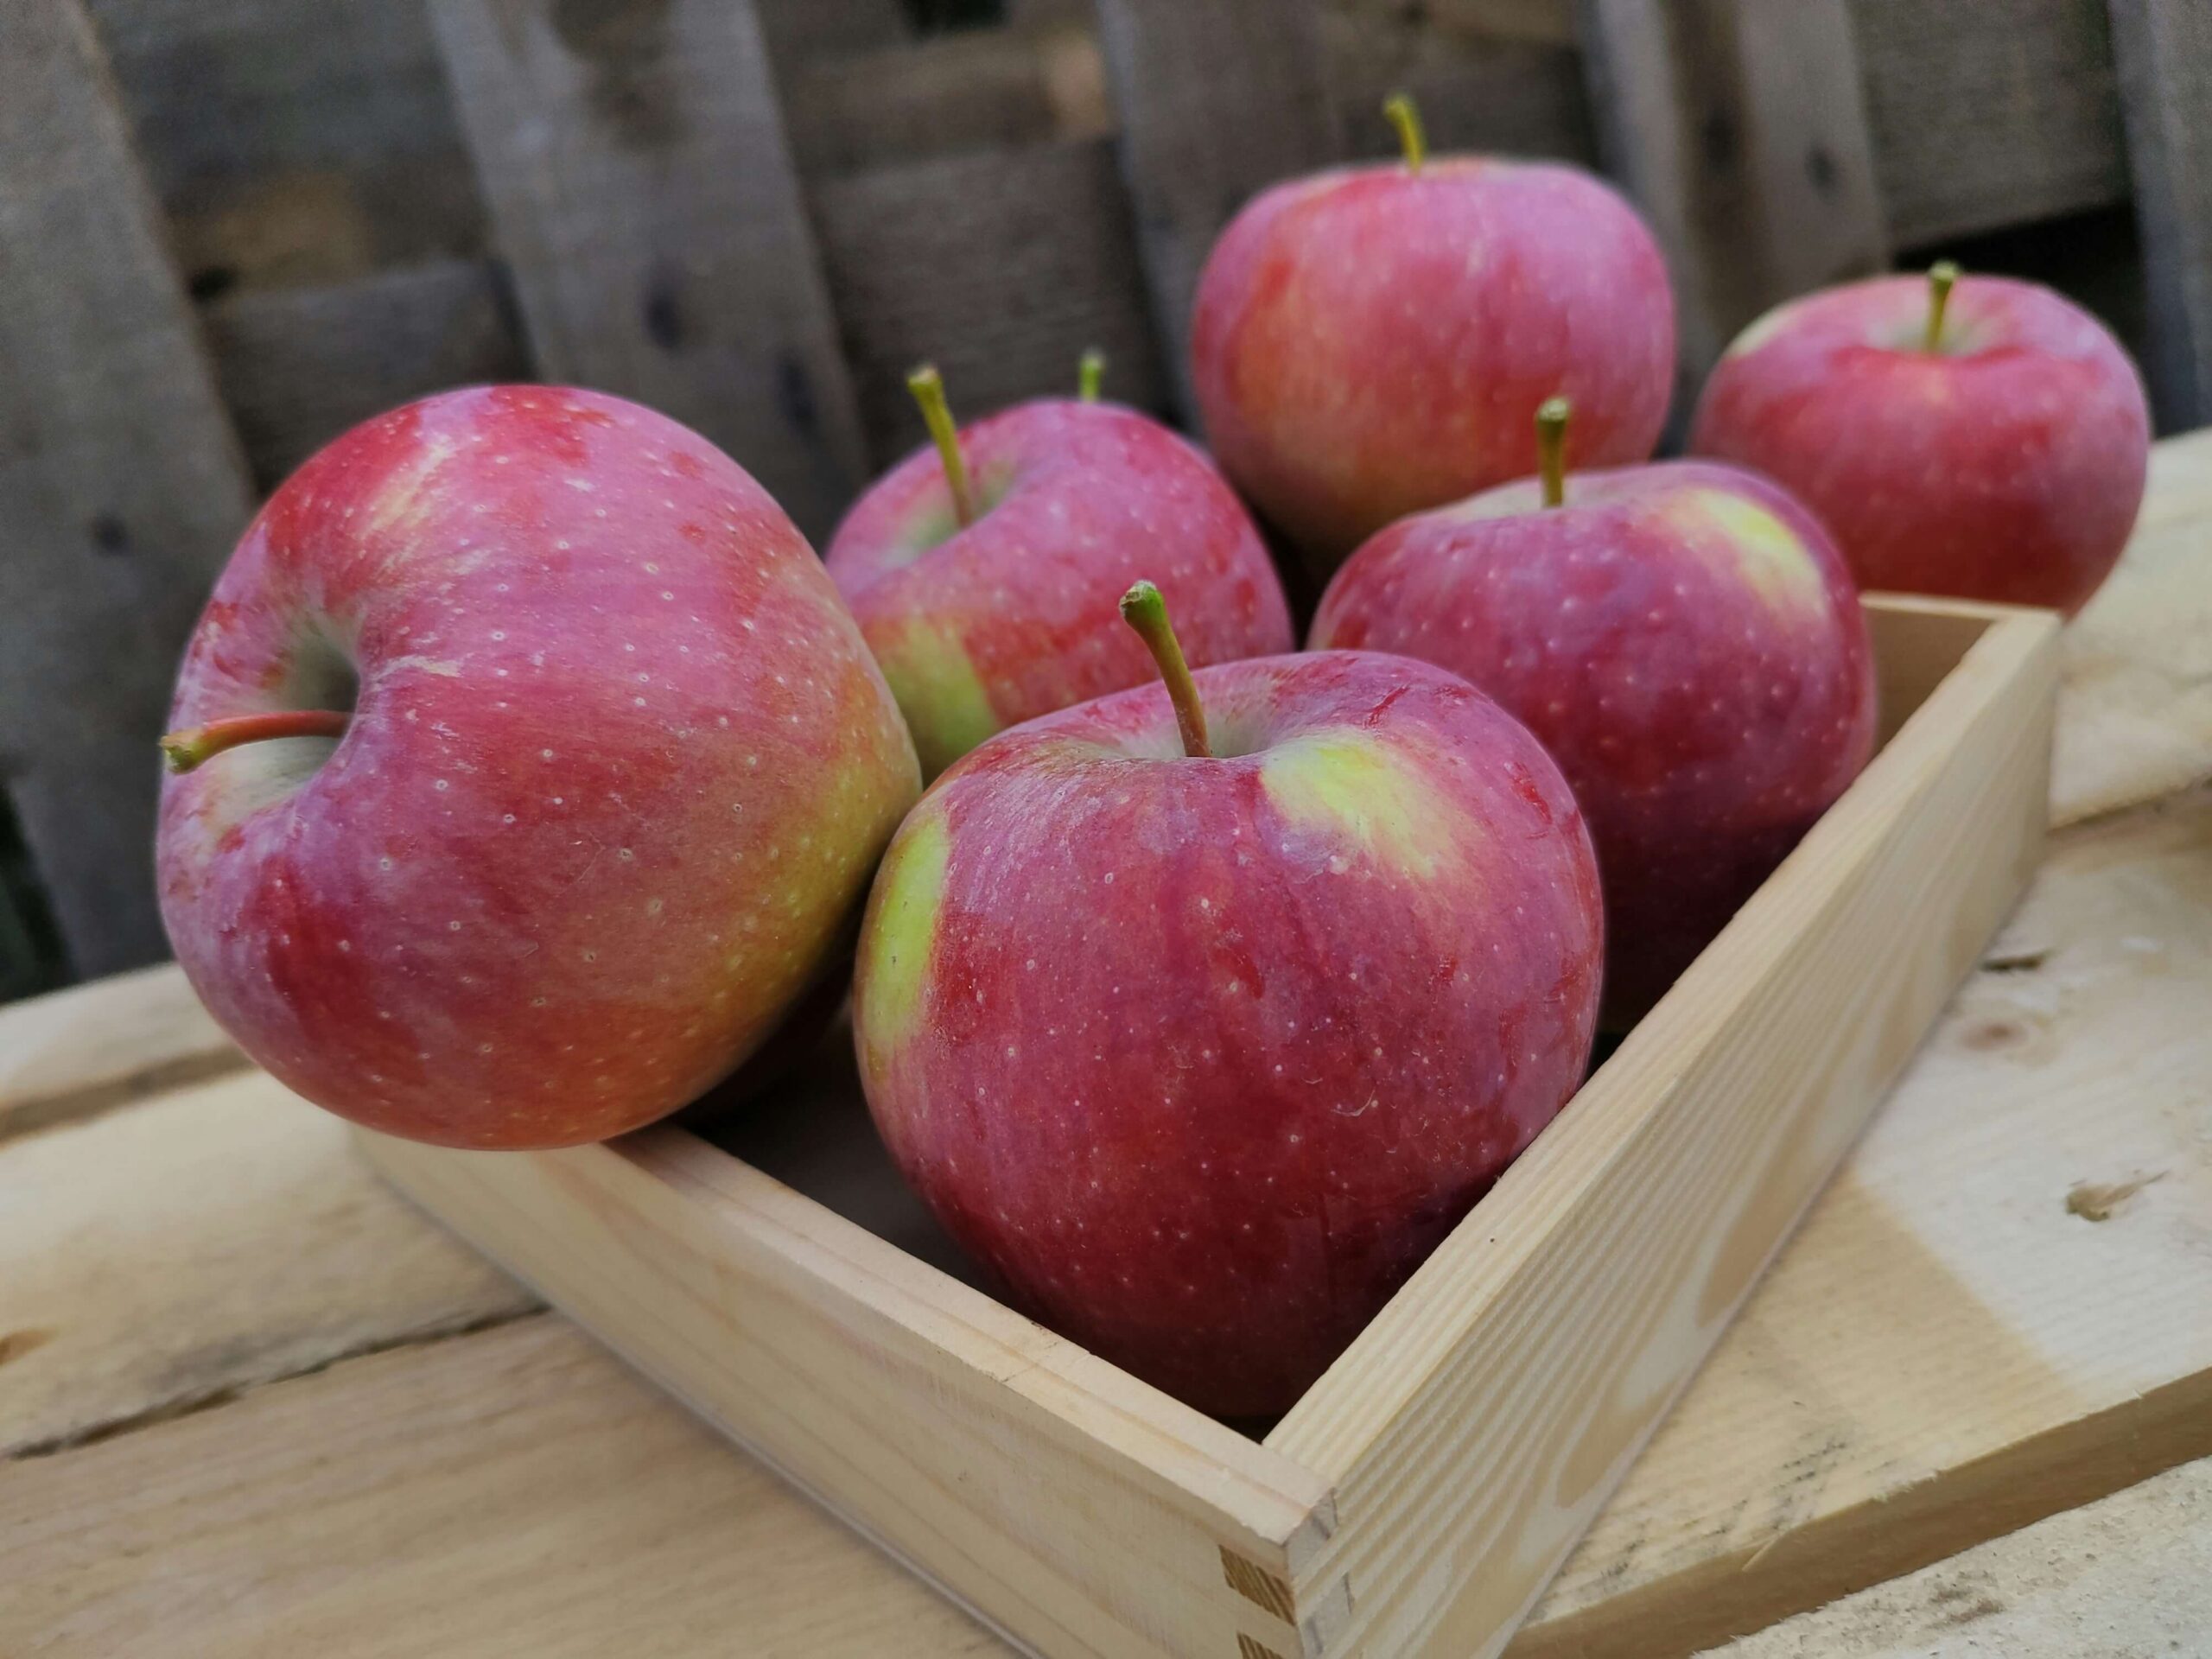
(359, 594), (2059, 1659)
(358, 1105), (1335, 1659)
(1265, 598), (2061, 1656)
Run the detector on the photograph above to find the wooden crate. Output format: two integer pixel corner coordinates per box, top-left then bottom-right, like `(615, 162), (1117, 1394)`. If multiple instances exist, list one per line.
(360, 594), (2058, 1659)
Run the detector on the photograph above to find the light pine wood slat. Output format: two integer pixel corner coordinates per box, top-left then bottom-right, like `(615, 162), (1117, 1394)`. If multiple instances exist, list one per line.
(1707, 1455), (2212, 1657)
(0, 960), (239, 1142)
(0, 1066), (533, 1461)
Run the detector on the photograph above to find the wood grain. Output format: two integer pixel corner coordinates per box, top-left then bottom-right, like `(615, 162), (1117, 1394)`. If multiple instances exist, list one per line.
(2050, 428), (2212, 825)
(0, 0), (255, 976)
(0, 1315), (998, 1659)
(0, 961), (239, 1142)
(1852, 0), (2130, 249)
(1324, 12), (1593, 168)
(203, 257), (529, 492)
(1578, 0), (1890, 380)
(1268, 606), (2056, 1657)
(427, 0), (867, 540)
(1516, 786), (2212, 1656)
(357, 1125), (1336, 1659)
(1704, 1455), (2212, 1656)
(2108, 0), (2212, 429)
(0, 1065), (532, 1460)
(810, 137), (1174, 462)
(1092, 0), (1341, 419)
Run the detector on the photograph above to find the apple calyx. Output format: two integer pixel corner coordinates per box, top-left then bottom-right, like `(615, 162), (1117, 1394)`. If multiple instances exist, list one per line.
(1383, 92), (1427, 174)
(906, 362), (977, 527)
(1079, 347), (1106, 404)
(1925, 261), (1961, 353)
(1536, 396), (1572, 509)
(1119, 580), (1211, 760)
(160, 709), (351, 774)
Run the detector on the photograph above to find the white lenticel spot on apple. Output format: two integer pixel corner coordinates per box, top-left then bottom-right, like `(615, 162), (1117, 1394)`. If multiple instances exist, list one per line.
(434, 779), (449, 791)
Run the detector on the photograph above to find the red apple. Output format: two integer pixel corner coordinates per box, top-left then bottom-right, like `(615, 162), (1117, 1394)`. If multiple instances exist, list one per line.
(1313, 400), (1877, 1025)
(1690, 264), (2151, 616)
(1191, 92), (1675, 573)
(156, 386), (920, 1150)
(825, 361), (1294, 777)
(852, 583), (1602, 1416)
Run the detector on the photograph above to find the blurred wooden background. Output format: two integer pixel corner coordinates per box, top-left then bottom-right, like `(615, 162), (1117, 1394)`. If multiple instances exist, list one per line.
(0, 0), (2202, 994)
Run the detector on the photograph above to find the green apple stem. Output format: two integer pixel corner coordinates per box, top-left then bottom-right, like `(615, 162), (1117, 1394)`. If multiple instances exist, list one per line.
(1119, 581), (1211, 760)
(1537, 395), (1571, 508)
(1078, 347), (1106, 404)
(1383, 92), (1427, 173)
(160, 709), (349, 773)
(1925, 260), (1960, 353)
(906, 363), (976, 527)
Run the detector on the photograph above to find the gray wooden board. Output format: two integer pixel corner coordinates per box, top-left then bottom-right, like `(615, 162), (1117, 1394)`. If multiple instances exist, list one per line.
(1092, 0), (1342, 422)
(2107, 0), (2212, 430)
(0, 1), (255, 976)
(1578, 0), (1890, 382)
(427, 0), (868, 541)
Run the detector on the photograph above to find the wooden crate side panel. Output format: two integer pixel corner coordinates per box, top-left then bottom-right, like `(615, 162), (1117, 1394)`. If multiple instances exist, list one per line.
(811, 138), (1174, 461)
(0, 0), (256, 977)
(1853, 0), (2130, 248)
(1267, 609), (2060, 1657)
(360, 1127), (1335, 1659)
(2107, 0), (2212, 430)
(1093, 0), (1341, 420)
(1577, 0), (1889, 381)
(202, 259), (529, 493)
(427, 0), (867, 540)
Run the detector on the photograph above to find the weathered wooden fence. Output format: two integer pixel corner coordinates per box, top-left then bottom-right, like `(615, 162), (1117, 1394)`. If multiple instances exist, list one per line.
(0, 0), (2202, 988)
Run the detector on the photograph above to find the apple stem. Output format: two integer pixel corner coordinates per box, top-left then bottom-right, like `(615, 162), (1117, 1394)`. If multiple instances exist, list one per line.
(1384, 92), (1427, 174)
(1925, 260), (1960, 353)
(160, 709), (349, 774)
(1536, 396), (1571, 509)
(1119, 581), (1211, 760)
(906, 363), (976, 527)
(1078, 347), (1106, 404)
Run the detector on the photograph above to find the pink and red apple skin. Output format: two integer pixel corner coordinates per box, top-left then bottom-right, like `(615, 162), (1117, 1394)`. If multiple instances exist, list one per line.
(1690, 273), (2150, 617)
(157, 386), (921, 1150)
(852, 652), (1603, 1418)
(1191, 158), (1676, 571)
(825, 397), (1294, 777)
(1313, 461), (1877, 1026)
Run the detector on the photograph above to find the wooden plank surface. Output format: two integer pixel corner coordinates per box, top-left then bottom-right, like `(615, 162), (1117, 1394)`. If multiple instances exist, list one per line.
(0, 961), (238, 1141)
(1709, 1456), (2212, 1657)
(0, 1066), (533, 1461)
(0, 1316), (996, 1659)
(2050, 433), (2212, 824)
(5, 433), (2212, 1652)
(427, 0), (867, 539)
(2108, 0), (2212, 430)
(1578, 0), (1890, 381)
(0, 0), (256, 976)
(1092, 0), (1341, 419)
(1516, 783), (2212, 1656)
